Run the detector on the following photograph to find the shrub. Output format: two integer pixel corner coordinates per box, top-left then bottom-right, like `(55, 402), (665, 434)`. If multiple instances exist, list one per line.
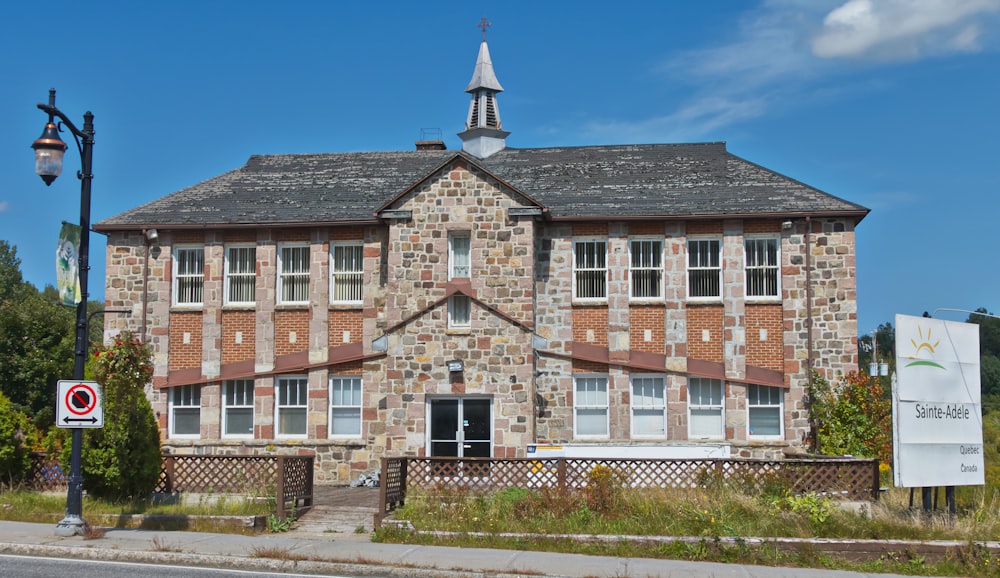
(0, 392), (32, 486)
(809, 371), (892, 465)
(75, 331), (161, 502)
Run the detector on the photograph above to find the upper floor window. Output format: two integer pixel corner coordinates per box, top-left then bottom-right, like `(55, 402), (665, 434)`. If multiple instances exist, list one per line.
(449, 232), (471, 279)
(630, 238), (663, 300)
(448, 295), (471, 329)
(276, 376), (308, 438)
(173, 246), (204, 306)
(688, 377), (724, 439)
(278, 245), (310, 305)
(745, 238), (779, 299)
(574, 239), (607, 301)
(225, 245), (256, 305)
(574, 374), (609, 437)
(631, 375), (666, 438)
(331, 242), (363, 304)
(169, 384), (201, 438)
(223, 379), (254, 438)
(747, 384), (783, 438)
(687, 238), (721, 299)
(330, 376), (362, 437)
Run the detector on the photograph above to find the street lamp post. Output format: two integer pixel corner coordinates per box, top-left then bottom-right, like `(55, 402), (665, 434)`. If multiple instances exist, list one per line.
(32, 88), (95, 536)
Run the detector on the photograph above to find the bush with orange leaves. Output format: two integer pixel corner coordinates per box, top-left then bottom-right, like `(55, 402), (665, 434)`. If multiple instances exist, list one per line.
(809, 371), (892, 467)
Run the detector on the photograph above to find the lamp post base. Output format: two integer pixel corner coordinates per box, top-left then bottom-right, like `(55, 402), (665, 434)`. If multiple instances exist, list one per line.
(55, 515), (86, 536)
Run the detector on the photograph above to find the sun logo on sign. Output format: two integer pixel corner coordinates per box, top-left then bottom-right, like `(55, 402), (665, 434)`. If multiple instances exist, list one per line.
(905, 324), (945, 370)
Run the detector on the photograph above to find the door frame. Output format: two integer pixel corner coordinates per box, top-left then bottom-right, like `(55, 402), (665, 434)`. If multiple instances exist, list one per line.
(425, 395), (494, 458)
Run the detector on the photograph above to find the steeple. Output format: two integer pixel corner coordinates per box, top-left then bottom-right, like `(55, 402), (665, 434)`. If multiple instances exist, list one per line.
(459, 18), (510, 159)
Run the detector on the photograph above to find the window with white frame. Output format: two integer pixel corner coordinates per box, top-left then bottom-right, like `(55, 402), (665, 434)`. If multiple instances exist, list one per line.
(747, 384), (783, 437)
(278, 245), (310, 304)
(225, 245), (256, 305)
(574, 375), (609, 437)
(630, 238), (663, 300)
(688, 377), (724, 438)
(331, 242), (363, 304)
(744, 237), (779, 298)
(173, 246), (204, 305)
(169, 384), (201, 438)
(449, 232), (471, 279)
(574, 239), (607, 301)
(329, 376), (362, 437)
(687, 238), (721, 299)
(223, 379), (254, 437)
(631, 375), (666, 437)
(276, 376), (308, 437)
(448, 295), (471, 329)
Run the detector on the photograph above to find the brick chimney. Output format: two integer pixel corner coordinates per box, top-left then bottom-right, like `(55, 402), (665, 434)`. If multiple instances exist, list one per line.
(415, 140), (447, 151)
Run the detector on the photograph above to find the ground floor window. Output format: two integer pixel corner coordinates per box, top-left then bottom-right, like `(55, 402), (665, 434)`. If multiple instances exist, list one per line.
(631, 375), (666, 438)
(747, 384), (783, 438)
(223, 379), (254, 438)
(276, 376), (308, 437)
(329, 376), (362, 437)
(688, 377), (724, 439)
(574, 375), (609, 437)
(169, 384), (201, 438)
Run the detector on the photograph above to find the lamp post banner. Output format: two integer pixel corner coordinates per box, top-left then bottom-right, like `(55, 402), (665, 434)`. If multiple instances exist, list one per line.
(893, 313), (983, 487)
(56, 223), (81, 307)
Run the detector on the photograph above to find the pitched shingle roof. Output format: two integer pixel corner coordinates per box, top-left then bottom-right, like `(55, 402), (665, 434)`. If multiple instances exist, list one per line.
(95, 142), (868, 230)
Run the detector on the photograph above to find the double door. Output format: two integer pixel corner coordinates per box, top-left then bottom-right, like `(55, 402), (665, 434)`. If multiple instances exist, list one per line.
(429, 397), (492, 458)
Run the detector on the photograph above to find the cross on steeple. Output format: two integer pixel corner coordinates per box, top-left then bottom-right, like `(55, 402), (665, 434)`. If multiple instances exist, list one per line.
(477, 17), (491, 41)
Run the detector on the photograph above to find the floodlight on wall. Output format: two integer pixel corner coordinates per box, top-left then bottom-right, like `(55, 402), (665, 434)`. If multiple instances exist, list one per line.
(144, 228), (158, 242)
(447, 359), (464, 372)
(781, 220), (793, 230)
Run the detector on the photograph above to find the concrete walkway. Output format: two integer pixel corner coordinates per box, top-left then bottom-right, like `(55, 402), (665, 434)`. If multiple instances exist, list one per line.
(0, 519), (918, 577)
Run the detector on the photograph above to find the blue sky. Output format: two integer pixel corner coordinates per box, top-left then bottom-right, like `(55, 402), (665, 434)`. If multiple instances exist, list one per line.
(2, 0), (999, 335)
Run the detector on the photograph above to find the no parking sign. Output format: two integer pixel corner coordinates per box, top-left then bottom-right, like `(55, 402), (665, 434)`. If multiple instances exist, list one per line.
(56, 380), (104, 428)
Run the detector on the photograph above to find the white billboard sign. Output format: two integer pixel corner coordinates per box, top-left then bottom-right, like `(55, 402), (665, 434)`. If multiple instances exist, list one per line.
(893, 314), (982, 487)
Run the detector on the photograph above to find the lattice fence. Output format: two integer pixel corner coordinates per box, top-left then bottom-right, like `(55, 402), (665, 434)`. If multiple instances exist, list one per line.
(29, 453), (313, 519)
(377, 456), (879, 527)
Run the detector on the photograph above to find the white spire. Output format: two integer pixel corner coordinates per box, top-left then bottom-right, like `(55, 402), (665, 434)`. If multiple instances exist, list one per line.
(459, 19), (509, 159)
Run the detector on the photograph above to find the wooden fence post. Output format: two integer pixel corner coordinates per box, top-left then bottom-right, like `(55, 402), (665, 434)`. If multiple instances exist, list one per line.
(276, 456), (287, 519)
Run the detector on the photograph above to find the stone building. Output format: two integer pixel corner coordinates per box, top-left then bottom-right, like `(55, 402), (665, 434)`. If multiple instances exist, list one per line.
(95, 35), (868, 484)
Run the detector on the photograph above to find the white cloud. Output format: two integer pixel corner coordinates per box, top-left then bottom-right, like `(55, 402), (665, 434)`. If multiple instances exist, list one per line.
(812, 0), (1000, 60)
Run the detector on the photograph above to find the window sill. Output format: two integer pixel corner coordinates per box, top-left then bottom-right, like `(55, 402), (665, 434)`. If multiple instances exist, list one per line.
(446, 327), (472, 335)
(571, 301), (608, 307)
(170, 305), (203, 313)
(275, 303), (310, 311)
(222, 304), (256, 311)
(329, 303), (363, 311)
(744, 297), (781, 304)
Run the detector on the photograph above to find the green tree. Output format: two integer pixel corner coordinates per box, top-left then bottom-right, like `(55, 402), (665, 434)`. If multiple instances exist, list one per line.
(0, 240), (105, 424)
(78, 331), (161, 502)
(0, 391), (33, 486)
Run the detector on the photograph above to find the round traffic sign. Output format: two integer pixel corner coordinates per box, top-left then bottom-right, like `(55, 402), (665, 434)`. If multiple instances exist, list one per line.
(64, 383), (98, 416)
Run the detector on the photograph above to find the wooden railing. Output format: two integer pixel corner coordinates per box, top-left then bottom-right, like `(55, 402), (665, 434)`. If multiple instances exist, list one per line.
(376, 456), (880, 528)
(30, 453), (313, 519)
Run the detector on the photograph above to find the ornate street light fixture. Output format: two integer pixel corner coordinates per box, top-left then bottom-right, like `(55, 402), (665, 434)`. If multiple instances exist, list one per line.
(32, 88), (95, 536)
